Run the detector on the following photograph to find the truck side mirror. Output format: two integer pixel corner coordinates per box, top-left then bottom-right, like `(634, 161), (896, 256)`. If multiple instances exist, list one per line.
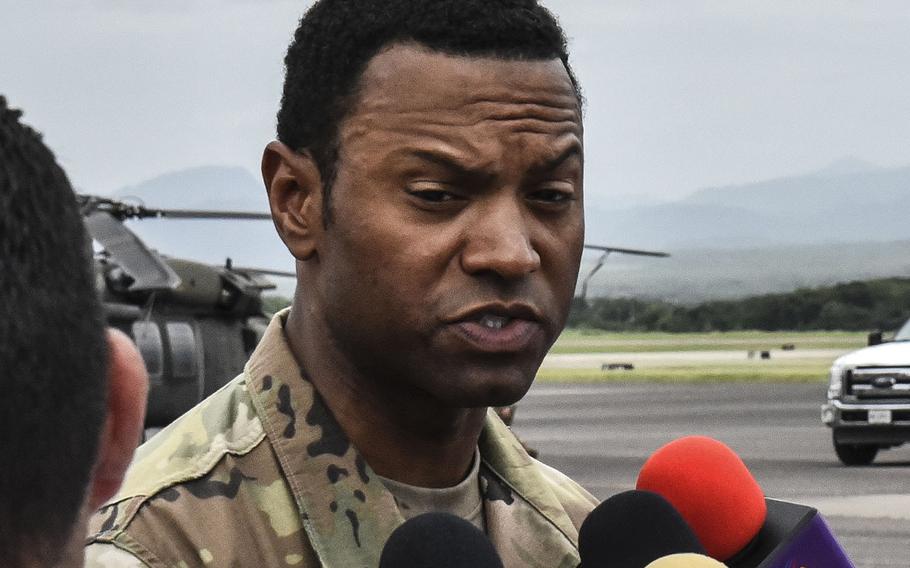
(868, 331), (883, 346)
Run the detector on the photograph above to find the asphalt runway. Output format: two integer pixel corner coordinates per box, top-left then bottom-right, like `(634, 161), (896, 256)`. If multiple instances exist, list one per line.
(514, 382), (910, 568)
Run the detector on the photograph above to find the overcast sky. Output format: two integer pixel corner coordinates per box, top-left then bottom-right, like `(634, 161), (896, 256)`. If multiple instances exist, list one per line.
(2, 1), (909, 209)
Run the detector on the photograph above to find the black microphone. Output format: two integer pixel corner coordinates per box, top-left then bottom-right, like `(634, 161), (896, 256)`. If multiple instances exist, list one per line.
(379, 512), (504, 568)
(578, 490), (722, 568)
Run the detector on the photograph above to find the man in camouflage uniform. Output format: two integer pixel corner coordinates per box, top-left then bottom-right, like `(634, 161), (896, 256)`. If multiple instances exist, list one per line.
(86, 1), (597, 566)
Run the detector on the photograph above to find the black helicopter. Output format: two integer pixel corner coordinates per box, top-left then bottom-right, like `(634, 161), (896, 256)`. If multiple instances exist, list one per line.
(79, 193), (667, 429)
(79, 194), (290, 428)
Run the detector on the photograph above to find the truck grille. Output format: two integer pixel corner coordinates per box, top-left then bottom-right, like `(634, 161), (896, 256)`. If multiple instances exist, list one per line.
(846, 367), (910, 400)
(841, 410), (910, 422)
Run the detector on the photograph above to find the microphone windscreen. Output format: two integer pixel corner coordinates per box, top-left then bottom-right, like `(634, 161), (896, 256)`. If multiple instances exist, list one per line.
(644, 553), (728, 567)
(578, 490), (706, 568)
(636, 436), (766, 561)
(379, 512), (503, 568)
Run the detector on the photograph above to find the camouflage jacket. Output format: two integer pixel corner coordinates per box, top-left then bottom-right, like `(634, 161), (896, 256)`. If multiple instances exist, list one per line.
(85, 313), (598, 568)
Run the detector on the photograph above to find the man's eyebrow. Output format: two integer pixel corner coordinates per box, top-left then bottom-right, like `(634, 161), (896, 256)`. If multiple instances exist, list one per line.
(406, 145), (581, 182)
(410, 150), (495, 181)
(528, 144), (582, 176)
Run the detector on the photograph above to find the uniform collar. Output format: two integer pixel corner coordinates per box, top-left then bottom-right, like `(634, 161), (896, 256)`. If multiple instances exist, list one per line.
(246, 311), (580, 567)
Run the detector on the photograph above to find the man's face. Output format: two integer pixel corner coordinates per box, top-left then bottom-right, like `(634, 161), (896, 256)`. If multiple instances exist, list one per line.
(313, 43), (583, 407)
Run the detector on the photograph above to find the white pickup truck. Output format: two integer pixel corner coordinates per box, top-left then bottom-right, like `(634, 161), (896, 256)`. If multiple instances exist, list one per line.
(822, 318), (910, 465)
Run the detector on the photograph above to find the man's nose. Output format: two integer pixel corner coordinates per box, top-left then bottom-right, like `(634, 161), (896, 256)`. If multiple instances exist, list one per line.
(460, 198), (541, 280)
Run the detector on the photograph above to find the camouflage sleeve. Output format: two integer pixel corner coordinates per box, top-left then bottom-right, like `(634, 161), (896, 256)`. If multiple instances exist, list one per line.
(533, 458), (600, 531)
(84, 543), (152, 568)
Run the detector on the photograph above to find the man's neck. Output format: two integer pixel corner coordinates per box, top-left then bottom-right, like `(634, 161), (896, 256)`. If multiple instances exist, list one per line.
(285, 305), (486, 488)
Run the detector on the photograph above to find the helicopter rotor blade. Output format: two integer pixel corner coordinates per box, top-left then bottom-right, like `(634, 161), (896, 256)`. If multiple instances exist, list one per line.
(76, 195), (272, 222)
(578, 245), (669, 301)
(84, 211), (181, 292)
(80, 195), (672, 295)
(583, 244), (670, 258)
(152, 209), (272, 221)
(231, 266), (297, 278)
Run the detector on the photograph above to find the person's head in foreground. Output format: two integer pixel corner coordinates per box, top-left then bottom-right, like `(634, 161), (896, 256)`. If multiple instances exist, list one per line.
(84, 2), (595, 566)
(0, 97), (148, 568)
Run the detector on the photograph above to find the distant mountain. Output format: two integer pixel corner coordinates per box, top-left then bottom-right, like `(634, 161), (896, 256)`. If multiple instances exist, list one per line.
(115, 165), (267, 212)
(587, 160), (910, 249)
(111, 164), (910, 302)
(581, 240), (910, 304)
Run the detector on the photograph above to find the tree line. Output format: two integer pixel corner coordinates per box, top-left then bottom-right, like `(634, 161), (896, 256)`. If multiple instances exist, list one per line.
(569, 278), (910, 332)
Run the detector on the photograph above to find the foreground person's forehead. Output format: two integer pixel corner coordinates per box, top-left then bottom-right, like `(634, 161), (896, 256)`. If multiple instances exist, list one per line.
(351, 43), (580, 118)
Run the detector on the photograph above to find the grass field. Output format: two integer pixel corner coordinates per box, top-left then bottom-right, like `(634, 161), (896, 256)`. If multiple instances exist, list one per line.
(550, 329), (866, 353)
(538, 329), (867, 383)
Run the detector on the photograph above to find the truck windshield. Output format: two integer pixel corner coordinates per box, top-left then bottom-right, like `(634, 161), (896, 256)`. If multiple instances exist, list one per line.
(896, 319), (910, 341)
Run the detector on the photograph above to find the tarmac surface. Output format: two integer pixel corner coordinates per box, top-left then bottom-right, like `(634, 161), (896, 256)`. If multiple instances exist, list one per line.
(514, 382), (910, 568)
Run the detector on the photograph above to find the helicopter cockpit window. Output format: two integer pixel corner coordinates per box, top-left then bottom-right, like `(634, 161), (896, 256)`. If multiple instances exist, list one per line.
(131, 321), (163, 381)
(166, 322), (198, 380)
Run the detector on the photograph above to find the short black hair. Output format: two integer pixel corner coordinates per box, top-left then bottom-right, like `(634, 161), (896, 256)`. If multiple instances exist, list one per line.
(277, 0), (582, 217)
(0, 96), (107, 566)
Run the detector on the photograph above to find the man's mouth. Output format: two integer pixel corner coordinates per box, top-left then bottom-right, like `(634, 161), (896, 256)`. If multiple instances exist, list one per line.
(478, 314), (511, 330)
(446, 304), (545, 353)
(449, 302), (542, 325)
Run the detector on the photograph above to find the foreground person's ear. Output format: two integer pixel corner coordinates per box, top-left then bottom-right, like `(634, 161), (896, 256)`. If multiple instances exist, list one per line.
(88, 329), (149, 510)
(262, 140), (325, 261)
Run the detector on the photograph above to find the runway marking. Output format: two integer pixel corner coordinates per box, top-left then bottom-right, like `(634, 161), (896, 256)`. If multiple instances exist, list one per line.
(793, 494), (910, 520)
(527, 385), (653, 396)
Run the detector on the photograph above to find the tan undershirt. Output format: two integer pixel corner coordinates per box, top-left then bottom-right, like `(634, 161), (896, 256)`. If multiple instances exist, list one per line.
(378, 448), (485, 532)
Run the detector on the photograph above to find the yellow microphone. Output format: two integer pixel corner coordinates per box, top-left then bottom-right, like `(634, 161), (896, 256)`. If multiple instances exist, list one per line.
(644, 553), (728, 567)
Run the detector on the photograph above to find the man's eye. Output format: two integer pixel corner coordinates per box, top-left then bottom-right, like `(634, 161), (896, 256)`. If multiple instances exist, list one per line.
(408, 189), (459, 203)
(529, 189), (573, 204)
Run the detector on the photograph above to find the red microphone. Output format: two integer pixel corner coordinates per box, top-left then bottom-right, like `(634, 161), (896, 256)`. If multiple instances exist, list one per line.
(636, 436), (766, 561)
(636, 436), (854, 568)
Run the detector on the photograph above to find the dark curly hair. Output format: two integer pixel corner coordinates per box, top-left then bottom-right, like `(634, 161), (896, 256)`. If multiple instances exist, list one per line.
(276, 0), (582, 216)
(0, 96), (107, 566)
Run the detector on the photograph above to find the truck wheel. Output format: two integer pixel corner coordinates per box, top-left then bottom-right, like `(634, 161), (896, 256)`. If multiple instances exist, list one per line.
(833, 440), (878, 466)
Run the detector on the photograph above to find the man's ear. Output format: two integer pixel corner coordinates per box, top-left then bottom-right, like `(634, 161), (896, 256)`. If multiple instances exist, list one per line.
(262, 141), (325, 261)
(88, 329), (149, 510)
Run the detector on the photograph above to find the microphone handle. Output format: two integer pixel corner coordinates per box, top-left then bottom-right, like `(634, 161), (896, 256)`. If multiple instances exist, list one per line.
(757, 512), (853, 568)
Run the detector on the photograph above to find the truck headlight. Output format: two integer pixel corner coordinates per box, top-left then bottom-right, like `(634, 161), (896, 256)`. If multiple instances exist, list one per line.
(828, 364), (845, 398)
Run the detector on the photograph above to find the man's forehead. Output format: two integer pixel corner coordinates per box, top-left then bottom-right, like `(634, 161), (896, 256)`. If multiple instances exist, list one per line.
(352, 42), (580, 117)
